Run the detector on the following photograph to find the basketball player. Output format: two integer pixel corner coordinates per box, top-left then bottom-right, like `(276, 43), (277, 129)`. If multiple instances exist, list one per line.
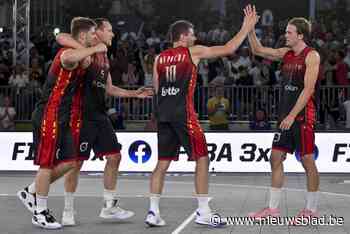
(145, 11), (258, 227)
(55, 18), (153, 226)
(244, 5), (321, 221)
(17, 17), (107, 229)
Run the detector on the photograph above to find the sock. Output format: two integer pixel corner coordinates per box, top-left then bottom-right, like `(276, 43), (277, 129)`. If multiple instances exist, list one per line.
(104, 189), (116, 208)
(36, 195), (48, 213)
(197, 195), (211, 213)
(149, 194), (160, 214)
(28, 182), (36, 194)
(306, 191), (319, 212)
(268, 187), (282, 209)
(64, 192), (74, 211)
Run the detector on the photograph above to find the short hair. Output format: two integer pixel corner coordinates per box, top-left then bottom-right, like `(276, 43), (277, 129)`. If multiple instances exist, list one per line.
(288, 17), (311, 41)
(70, 17), (96, 39)
(168, 20), (194, 43)
(94, 18), (110, 30)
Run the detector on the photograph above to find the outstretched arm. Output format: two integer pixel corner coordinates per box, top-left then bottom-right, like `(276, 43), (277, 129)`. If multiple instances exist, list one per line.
(190, 4), (258, 64)
(106, 73), (153, 98)
(245, 5), (289, 60)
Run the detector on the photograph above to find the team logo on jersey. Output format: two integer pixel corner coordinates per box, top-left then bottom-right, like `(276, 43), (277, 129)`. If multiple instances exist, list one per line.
(128, 140), (152, 164)
(80, 142), (89, 152)
(284, 84), (298, 92)
(161, 87), (180, 96)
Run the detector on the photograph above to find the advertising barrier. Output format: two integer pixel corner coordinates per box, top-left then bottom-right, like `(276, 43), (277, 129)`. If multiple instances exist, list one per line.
(1, 132), (350, 173)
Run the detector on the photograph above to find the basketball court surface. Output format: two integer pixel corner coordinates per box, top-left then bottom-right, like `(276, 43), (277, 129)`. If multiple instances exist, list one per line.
(1, 172), (350, 234)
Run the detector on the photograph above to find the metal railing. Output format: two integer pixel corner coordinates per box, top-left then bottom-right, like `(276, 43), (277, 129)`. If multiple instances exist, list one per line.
(0, 85), (349, 122)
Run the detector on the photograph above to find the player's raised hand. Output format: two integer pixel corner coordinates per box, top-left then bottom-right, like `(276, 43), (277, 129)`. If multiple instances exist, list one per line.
(242, 4), (259, 32)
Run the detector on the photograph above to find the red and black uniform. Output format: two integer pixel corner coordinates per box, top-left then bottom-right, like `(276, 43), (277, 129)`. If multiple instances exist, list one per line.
(32, 48), (86, 168)
(156, 46), (208, 160)
(272, 47), (319, 157)
(78, 52), (121, 159)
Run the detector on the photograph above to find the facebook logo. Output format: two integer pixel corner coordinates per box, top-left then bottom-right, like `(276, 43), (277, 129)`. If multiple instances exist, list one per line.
(129, 140), (152, 164)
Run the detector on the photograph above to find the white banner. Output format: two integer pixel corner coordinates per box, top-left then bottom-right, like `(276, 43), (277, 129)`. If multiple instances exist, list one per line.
(1, 132), (350, 173)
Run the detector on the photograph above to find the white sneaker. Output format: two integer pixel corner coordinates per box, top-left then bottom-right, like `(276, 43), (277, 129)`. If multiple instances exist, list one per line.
(99, 199), (134, 220)
(195, 210), (226, 227)
(61, 209), (76, 226)
(17, 187), (36, 213)
(32, 209), (62, 229)
(145, 210), (166, 227)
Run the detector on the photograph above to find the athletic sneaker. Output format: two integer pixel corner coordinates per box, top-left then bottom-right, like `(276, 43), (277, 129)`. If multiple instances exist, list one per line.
(32, 209), (62, 229)
(247, 207), (281, 219)
(145, 210), (166, 227)
(99, 199), (134, 219)
(17, 187), (36, 213)
(289, 208), (319, 225)
(195, 210), (226, 227)
(61, 209), (76, 226)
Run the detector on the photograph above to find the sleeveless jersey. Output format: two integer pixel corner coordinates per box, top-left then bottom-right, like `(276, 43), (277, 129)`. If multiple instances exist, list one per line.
(82, 52), (110, 120)
(279, 47), (319, 125)
(33, 48), (86, 127)
(156, 46), (197, 122)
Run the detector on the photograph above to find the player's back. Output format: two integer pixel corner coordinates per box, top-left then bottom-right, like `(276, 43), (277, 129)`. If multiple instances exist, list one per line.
(156, 46), (197, 122)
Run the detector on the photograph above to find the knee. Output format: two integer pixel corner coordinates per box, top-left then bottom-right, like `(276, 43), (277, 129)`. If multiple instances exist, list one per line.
(270, 157), (283, 170)
(106, 155), (121, 168)
(301, 156), (317, 172)
(154, 162), (170, 174)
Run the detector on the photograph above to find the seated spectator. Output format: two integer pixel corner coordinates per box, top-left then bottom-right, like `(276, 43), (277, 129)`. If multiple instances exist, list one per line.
(0, 96), (16, 131)
(207, 85), (230, 130)
(250, 109), (271, 130)
(8, 65), (29, 93)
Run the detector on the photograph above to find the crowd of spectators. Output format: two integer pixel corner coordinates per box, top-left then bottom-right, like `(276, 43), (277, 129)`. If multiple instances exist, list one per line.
(0, 10), (350, 131)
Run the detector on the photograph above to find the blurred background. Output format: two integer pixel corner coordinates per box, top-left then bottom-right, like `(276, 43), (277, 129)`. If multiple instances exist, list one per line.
(0, 0), (349, 132)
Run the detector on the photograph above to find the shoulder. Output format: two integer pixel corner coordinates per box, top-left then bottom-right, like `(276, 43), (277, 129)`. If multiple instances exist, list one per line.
(305, 50), (320, 65)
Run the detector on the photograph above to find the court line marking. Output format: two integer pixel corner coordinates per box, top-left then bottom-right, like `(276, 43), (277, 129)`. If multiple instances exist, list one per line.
(3, 180), (350, 234)
(2, 180), (350, 198)
(171, 197), (212, 234)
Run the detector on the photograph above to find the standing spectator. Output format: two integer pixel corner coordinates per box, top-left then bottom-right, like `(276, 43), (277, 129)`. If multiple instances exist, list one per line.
(139, 46), (156, 86)
(0, 96), (16, 131)
(343, 95), (350, 129)
(334, 50), (349, 85)
(207, 85), (230, 130)
(110, 42), (128, 85)
(122, 62), (140, 86)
